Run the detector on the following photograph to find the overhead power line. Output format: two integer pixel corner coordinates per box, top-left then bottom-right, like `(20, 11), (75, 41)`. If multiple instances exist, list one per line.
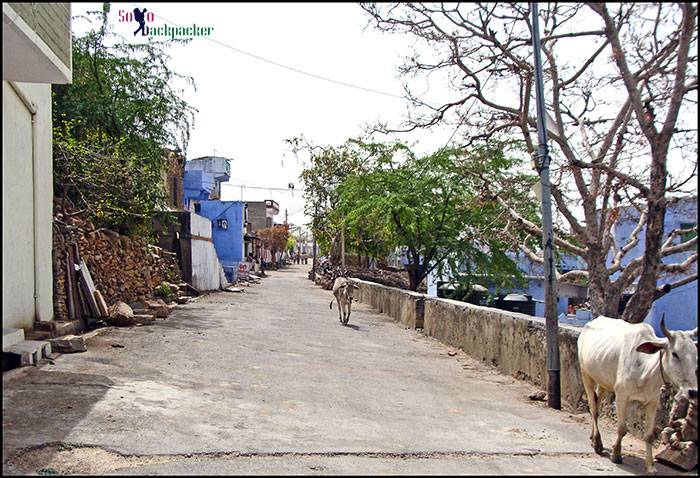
(131, 4), (406, 100)
(222, 183), (307, 192)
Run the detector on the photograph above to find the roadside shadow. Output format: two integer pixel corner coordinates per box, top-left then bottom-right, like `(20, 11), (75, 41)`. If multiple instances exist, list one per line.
(343, 324), (362, 331)
(2, 369), (113, 473)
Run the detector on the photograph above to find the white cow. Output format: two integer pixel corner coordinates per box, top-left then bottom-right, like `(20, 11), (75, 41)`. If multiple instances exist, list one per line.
(330, 277), (358, 326)
(578, 315), (697, 474)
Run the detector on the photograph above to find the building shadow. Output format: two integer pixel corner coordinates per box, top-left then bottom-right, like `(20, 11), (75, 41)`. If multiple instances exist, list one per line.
(2, 369), (113, 473)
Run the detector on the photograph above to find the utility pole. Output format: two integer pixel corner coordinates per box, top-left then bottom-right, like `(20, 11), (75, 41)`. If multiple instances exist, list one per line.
(531, 1), (560, 410)
(285, 208), (288, 224)
(340, 225), (345, 269)
(311, 203), (318, 281)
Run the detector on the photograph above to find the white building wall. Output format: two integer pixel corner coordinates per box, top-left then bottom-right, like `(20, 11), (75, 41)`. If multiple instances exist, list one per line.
(2, 81), (54, 330)
(189, 211), (228, 291)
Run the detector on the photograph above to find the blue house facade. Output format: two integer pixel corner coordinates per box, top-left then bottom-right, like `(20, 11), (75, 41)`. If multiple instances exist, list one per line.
(427, 197), (697, 333)
(196, 200), (246, 282)
(180, 156), (248, 283)
(427, 252), (588, 318)
(608, 196), (697, 334)
(183, 156), (231, 210)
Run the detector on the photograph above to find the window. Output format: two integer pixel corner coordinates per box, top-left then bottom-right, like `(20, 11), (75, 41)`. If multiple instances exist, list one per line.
(680, 222), (697, 243)
(217, 219), (229, 230)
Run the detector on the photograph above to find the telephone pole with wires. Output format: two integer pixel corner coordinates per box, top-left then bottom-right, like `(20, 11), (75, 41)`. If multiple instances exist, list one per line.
(531, 1), (560, 410)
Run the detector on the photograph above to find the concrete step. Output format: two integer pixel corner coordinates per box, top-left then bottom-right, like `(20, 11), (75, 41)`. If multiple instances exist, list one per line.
(33, 320), (83, 338)
(3, 328), (25, 350)
(4, 340), (52, 366)
(53, 320), (83, 337)
(49, 335), (87, 353)
(25, 330), (54, 341)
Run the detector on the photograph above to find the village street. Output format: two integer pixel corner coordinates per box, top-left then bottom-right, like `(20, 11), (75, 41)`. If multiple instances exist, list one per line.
(2, 265), (686, 475)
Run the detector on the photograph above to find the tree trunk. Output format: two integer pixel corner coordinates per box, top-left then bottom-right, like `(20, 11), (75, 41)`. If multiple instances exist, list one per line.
(329, 232), (342, 265)
(405, 263), (420, 291)
(622, 150), (668, 323)
(586, 248), (624, 318)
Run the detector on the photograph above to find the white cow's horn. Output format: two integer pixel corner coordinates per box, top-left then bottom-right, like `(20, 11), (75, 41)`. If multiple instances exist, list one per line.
(660, 314), (672, 340)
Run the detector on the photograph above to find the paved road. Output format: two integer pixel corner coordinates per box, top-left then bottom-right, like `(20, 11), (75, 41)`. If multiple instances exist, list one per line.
(2, 265), (687, 475)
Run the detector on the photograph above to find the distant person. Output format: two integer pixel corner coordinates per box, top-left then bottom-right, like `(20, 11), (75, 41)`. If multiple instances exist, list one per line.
(567, 303), (576, 315)
(133, 8), (148, 36)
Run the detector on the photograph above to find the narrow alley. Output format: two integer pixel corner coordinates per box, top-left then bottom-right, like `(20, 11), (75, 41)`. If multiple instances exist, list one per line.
(2, 265), (686, 475)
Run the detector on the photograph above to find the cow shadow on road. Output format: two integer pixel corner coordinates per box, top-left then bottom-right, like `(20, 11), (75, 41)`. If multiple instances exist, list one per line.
(343, 324), (362, 331)
(598, 448), (683, 476)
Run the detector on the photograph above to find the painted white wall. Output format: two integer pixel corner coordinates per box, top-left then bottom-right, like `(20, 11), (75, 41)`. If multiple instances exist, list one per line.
(2, 4), (72, 84)
(189, 211), (228, 291)
(2, 81), (54, 330)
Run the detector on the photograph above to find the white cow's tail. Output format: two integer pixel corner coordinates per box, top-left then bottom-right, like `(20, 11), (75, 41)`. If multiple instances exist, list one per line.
(329, 300), (333, 310)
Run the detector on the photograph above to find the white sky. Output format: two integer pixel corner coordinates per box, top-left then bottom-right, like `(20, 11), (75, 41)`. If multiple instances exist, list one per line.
(71, 2), (457, 229)
(70, 3), (697, 231)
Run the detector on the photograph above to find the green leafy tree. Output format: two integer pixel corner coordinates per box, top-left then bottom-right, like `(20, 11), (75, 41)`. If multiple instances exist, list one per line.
(53, 3), (196, 169)
(52, 3), (196, 236)
(289, 136), (367, 262)
(336, 141), (525, 291)
(287, 235), (297, 254)
(53, 122), (168, 236)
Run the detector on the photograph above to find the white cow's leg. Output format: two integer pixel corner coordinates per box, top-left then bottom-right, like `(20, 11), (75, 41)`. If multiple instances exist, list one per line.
(582, 373), (604, 454)
(346, 301), (352, 323)
(611, 393), (629, 464)
(642, 400), (659, 474)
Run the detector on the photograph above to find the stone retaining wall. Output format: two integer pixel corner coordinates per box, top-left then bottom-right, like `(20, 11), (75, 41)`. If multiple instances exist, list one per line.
(53, 200), (181, 321)
(423, 296), (586, 410)
(349, 278), (672, 439)
(350, 278), (425, 330)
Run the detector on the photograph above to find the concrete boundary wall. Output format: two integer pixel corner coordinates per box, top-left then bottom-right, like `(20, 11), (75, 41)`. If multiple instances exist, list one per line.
(349, 278), (670, 438)
(190, 212), (227, 291)
(350, 279), (425, 330)
(423, 296), (586, 410)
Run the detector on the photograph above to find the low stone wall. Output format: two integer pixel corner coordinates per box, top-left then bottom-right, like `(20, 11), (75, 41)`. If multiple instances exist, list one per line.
(350, 278), (425, 329)
(349, 278), (672, 439)
(424, 297), (586, 411)
(53, 200), (181, 321)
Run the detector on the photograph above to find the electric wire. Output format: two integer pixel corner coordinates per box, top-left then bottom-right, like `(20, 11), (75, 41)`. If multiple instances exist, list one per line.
(126, 3), (405, 100)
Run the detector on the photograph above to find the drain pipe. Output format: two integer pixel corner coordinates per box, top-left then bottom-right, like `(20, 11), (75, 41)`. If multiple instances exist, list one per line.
(8, 81), (42, 323)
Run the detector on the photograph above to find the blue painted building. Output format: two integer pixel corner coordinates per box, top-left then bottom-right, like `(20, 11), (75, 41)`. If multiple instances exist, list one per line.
(427, 197), (697, 333)
(196, 200), (246, 283)
(608, 196), (697, 334)
(427, 252), (588, 318)
(181, 156), (247, 282)
(183, 156), (231, 210)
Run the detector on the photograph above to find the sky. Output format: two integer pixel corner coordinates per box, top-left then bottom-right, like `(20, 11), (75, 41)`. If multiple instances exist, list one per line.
(71, 2), (458, 228)
(70, 3), (697, 231)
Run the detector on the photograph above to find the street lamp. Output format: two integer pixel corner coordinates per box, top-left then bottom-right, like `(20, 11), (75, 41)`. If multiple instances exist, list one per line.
(531, 1), (561, 410)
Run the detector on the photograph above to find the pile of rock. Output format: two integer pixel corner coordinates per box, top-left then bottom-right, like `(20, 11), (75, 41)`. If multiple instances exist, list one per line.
(311, 258), (348, 290)
(108, 291), (190, 327)
(310, 257), (426, 292)
(52, 198), (182, 321)
(656, 396), (698, 471)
